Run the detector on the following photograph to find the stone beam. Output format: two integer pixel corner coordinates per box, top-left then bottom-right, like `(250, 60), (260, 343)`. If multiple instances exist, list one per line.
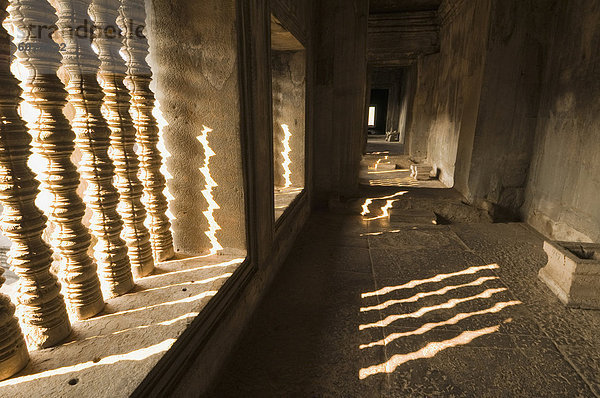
(368, 11), (439, 66)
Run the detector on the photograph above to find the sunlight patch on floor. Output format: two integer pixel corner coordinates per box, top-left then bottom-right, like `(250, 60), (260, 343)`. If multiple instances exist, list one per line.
(359, 326), (500, 379)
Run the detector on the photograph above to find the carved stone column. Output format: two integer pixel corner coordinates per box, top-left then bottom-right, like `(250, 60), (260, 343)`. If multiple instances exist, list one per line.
(1, 0), (71, 349)
(55, 0), (134, 297)
(8, 0), (104, 320)
(90, 0), (154, 277)
(0, 13), (29, 363)
(119, 0), (174, 262)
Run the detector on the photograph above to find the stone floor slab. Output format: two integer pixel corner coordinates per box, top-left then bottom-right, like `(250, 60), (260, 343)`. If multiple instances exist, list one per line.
(209, 187), (600, 397)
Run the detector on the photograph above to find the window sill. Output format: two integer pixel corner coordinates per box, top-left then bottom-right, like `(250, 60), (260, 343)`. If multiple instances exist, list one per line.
(0, 254), (245, 397)
(274, 186), (305, 220)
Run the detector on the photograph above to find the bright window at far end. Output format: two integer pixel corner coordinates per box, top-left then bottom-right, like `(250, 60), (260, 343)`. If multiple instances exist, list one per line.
(368, 106), (376, 127)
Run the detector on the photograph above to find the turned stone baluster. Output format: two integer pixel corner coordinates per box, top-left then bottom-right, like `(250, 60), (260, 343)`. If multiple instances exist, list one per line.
(0, 14), (29, 366)
(55, 0), (134, 297)
(119, 0), (174, 262)
(90, 0), (154, 277)
(8, 0), (104, 319)
(1, 0), (71, 349)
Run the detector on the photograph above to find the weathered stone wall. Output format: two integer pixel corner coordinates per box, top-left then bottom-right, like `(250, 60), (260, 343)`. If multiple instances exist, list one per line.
(168, 0), (316, 393)
(146, 0), (246, 255)
(272, 50), (306, 189)
(407, 0), (556, 220)
(406, 0), (600, 240)
(523, 1), (600, 242)
(408, 0), (491, 185)
(459, 0), (554, 218)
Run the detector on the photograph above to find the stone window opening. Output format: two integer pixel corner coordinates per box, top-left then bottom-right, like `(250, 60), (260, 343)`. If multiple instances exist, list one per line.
(0, 0), (247, 394)
(368, 106), (376, 127)
(270, 15), (306, 222)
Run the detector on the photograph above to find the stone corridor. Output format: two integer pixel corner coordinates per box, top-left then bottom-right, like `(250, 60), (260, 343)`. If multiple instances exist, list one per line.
(2, 0), (600, 395)
(210, 183), (600, 397)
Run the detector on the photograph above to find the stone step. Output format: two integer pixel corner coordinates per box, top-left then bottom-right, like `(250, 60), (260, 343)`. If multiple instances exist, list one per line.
(375, 162), (397, 170)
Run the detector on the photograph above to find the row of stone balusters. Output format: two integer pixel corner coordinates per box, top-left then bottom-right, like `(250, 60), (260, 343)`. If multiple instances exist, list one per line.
(0, 0), (174, 380)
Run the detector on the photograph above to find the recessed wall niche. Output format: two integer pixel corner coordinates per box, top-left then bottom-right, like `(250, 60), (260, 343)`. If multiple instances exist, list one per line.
(271, 15), (306, 221)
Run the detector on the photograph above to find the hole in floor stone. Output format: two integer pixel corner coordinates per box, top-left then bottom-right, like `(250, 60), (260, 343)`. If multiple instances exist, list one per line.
(92, 357), (100, 363)
(567, 246), (599, 260)
(68, 378), (79, 386)
(182, 288), (187, 292)
(434, 212), (451, 225)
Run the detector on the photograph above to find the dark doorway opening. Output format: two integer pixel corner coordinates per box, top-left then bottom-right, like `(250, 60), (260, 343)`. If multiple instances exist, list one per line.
(369, 88), (389, 134)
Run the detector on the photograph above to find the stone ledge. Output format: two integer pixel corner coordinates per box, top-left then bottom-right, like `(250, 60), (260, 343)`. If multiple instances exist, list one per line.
(0, 254), (246, 398)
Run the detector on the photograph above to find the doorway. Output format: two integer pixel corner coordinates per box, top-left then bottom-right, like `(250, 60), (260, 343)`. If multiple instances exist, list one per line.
(368, 88), (389, 135)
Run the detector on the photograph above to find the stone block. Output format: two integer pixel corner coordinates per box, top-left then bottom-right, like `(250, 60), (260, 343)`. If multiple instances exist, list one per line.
(375, 161), (397, 170)
(538, 241), (600, 309)
(410, 164), (433, 180)
(385, 131), (400, 142)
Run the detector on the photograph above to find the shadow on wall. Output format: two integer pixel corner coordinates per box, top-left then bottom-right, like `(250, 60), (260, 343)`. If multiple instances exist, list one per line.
(147, 0), (246, 256)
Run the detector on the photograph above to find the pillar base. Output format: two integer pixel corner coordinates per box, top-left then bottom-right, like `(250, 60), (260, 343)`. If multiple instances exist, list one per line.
(68, 296), (105, 320)
(132, 260), (155, 279)
(24, 319), (72, 350)
(153, 246), (175, 263)
(0, 342), (29, 381)
(101, 277), (135, 299)
(538, 241), (600, 309)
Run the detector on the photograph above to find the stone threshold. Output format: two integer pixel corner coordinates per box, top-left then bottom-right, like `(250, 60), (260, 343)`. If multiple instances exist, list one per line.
(0, 253), (247, 397)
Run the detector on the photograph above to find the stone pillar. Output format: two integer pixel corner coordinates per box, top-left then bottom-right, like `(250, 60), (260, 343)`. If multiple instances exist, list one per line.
(8, 0), (104, 322)
(119, 0), (174, 261)
(55, 0), (134, 297)
(3, 0), (72, 347)
(313, 0), (368, 201)
(90, 0), (154, 277)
